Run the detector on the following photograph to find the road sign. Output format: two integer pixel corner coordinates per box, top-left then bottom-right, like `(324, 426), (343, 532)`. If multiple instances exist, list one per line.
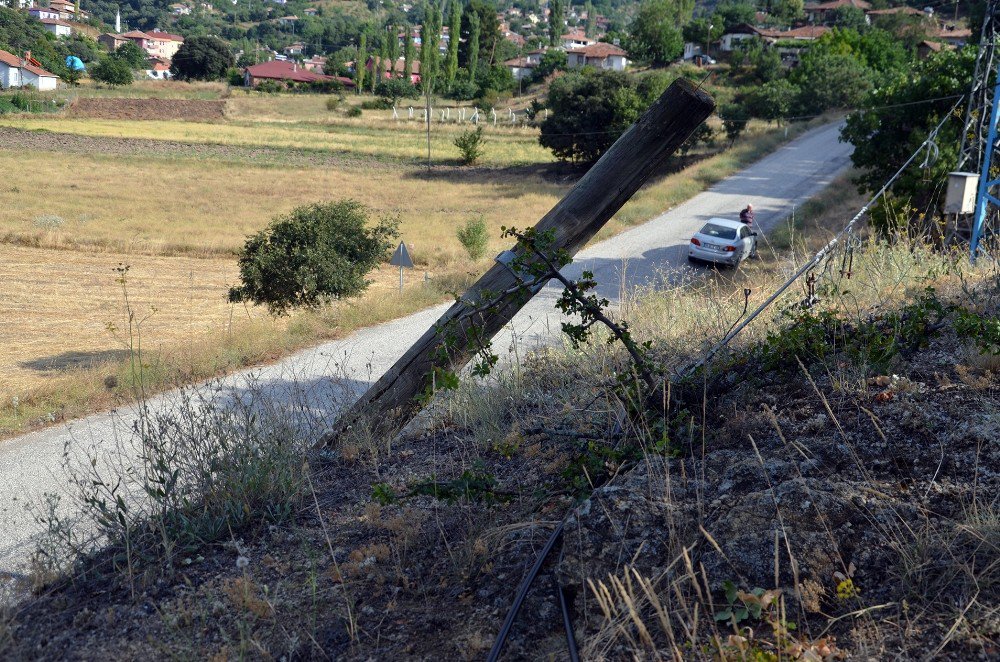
(390, 242), (413, 292)
(390, 242), (414, 268)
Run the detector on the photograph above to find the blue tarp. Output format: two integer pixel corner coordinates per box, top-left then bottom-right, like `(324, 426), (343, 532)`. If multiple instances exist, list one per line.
(65, 56), (86, 72)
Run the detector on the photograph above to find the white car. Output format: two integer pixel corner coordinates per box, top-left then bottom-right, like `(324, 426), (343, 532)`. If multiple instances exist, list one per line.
(687, 217), (757, 267)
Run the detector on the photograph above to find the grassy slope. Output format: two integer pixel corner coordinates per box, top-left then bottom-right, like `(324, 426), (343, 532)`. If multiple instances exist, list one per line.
(2, 188), (997, 659)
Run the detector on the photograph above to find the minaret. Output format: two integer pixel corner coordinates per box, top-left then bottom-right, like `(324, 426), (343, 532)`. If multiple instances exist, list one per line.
(115, 8), (121, 33)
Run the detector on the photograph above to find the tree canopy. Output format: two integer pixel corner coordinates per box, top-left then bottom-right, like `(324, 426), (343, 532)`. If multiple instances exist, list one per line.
(169, 36), (234, 81)
(626, 0), (688, 65)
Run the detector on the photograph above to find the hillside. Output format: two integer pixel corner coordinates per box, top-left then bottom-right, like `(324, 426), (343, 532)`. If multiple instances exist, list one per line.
(0, 232), (996, 659)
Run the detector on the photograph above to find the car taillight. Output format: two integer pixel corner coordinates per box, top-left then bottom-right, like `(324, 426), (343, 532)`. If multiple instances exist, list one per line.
(724, 245), (736, 252)
(690, 237), (701, 246)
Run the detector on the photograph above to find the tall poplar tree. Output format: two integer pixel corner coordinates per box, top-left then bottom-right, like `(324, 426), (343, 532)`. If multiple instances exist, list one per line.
(585, 0), (595, 37)
(467, 10), (480, 84)
(445, 0), (460, 90)
(403, 27), (414, 81)
(355, 32), (367, 92)
(548, 0), (564, 47)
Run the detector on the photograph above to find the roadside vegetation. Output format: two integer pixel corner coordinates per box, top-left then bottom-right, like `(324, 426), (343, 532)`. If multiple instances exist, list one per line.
(2, 189), (996, 657)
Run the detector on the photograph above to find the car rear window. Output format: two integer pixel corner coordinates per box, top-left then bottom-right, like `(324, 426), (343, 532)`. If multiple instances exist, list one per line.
(699, 223), (737, 240)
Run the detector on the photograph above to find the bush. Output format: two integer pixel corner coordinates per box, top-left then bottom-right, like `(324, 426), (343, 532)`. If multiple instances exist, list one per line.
(326, 95), (344, 111)
(448, 79), (479, 101)
(346, 106), (363, 117)
(375, 77), (420, 104)
(91, 57), (134, 87)
(539, 69), (644, 163)
(456, 216), (489, 260)
(229, 200), (398, 315)
(454, 126), (486, 165)
(360, 97), (393, 110)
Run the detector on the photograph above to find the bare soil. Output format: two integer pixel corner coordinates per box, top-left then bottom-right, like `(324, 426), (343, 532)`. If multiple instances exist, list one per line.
(67, 99), (227, 122)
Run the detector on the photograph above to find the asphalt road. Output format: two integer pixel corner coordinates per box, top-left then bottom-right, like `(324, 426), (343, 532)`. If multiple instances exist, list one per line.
(0, 122), (853, 580)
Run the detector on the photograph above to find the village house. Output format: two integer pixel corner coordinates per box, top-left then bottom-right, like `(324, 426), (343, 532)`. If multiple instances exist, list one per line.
(561, 30), (595, 50)
(930, 25), (972, 46)
(277, 15), (298, 27)
(46, 0), (78, 20)
(503, 56), (535, 81)
(145, 58), (172, 79)
(39, 17), (73, 37)
(365, 55), (421, 84)
(0, 49), (59, 90)
(244, 59), (354, 88)
(917, 39), (954, 59)
(302, 55), (327, 72)
(566, 42), (628, 71)
(99, 30), (184, 61)
(303, 7), (317, 16)
(282, 41), (306, 56)
(27, 7), (61, 21)
(169, 3), (191, 15)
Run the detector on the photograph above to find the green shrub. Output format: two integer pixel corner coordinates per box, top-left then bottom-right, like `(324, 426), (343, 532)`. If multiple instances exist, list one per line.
(360, 97), (393, 110)
(346, 105), (363, 117)
(456, 216), (489, 260)
(453, 126), (486, 165)
(229, 200), (398, 315)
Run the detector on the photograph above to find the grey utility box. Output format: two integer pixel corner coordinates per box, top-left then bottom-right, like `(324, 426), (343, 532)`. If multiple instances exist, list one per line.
(945, 172), (979, 214)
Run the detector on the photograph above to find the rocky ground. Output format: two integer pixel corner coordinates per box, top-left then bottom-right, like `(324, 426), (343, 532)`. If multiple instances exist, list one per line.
(1, 279), (998, 660)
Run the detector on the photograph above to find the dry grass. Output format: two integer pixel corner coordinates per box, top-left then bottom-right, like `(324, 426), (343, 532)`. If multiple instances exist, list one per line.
(0, 114), (551, 166)
(0, 149), (564, 259)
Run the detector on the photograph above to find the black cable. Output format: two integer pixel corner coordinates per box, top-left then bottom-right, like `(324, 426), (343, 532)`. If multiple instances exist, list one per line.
(486, 519), (566, 662)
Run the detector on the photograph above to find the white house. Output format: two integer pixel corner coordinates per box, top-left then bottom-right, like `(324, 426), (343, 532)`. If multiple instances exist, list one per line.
(720, 24), (761, 52)
(39, 18), (73, 38)
(28, 7), (61, 20)
(566, 42), (628, 71)
(561, 30), (595, 50)
(0, 49), (60, 90)
(503, 56), (535, 81)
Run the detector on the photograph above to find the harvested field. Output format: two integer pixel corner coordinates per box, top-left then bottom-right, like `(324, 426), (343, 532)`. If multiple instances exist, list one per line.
(68, 98), (228, 121)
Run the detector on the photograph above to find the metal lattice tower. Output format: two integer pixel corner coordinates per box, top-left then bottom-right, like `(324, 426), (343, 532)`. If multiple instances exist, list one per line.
(958, 1), (1000, 257)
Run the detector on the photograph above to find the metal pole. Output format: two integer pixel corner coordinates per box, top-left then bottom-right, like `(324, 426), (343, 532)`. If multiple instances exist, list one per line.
(971, 78), (1000, 260)
(399, 265), (404, 292)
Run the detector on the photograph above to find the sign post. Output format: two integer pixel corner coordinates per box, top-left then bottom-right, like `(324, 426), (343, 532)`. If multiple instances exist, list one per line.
(389, 241), (414, 292)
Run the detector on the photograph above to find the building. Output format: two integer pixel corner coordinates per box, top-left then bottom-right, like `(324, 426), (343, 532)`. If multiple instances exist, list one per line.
(277, 15), (298, 27)
(145, 58), (172, 79)
(283, 41), (305, 57)
(302, 55), (327, 72)
(0, 49), (59, 90)
(566, 42), (628, 71)
(39, 18), (73, 37)
(98, 33), (128, 51)
(866, 6), (926, 18)
(143, 30), (185, 60)
(504, 57), (535, 81)
(169, 3), (192, 15)
(720, 23), (760, 52)
(244, 59), (354, 88)
(46, 0), (77, 20)
(917, 40), (954, 59)
(561, 30), (595, 50)
(28, 7), (61, 20)
(804, 0), (871, 23)
(365, 56), (421, 84)
(930, 25), (972, 46)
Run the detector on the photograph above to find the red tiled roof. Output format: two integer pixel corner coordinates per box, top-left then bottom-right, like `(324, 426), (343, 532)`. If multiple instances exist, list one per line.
(0, 48), (58, 78)
(39, 17), (73, 26)
(560, 30), (593, 42)
(245, 59), (335, 83)
(146, 30), (184, 41)
(366, 56), (421, 75)
(120, 30), (152, 39)
(567, 42), (627, 57)
(758, 25), (831, 39)
(930, 26), (972, 39)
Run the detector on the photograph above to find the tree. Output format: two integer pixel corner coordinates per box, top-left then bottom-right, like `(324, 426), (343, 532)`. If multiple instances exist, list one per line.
(375, 77), (420, 104)
(741, 78), (798, 121)
(719, 102), (749, 145)
(585, 1), (596, 38)
(682, 18), (723, 48)
(467, 10), (480, 84)
(790, 51), (871, 114)
(402, 27), (414, 81)
(170, 36), (233, 81)
(229, 200), (398, 315)
(539, 69), (645, 162)
(841, 48), (973, 204)
(454, 126), (486, 165)
(111, 40), (146, 69)
(830, 5), (868, 31)
(91, 57), (133, 87)
(419, 4), (439, 93)
(768, 0), (804, 24)
(459, 0), (500, 68)
(712, 1), (757, 31)
(549, 0), (565, 47)
(530, 48), (567, 83)
(456, 216), (489, 257)
(356, 32), (367, 91)
(627, 0), (686, 66)
(445, 0), (460, 90)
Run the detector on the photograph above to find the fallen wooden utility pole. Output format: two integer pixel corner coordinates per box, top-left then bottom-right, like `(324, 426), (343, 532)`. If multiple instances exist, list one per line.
(320, 78), (715, 447)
